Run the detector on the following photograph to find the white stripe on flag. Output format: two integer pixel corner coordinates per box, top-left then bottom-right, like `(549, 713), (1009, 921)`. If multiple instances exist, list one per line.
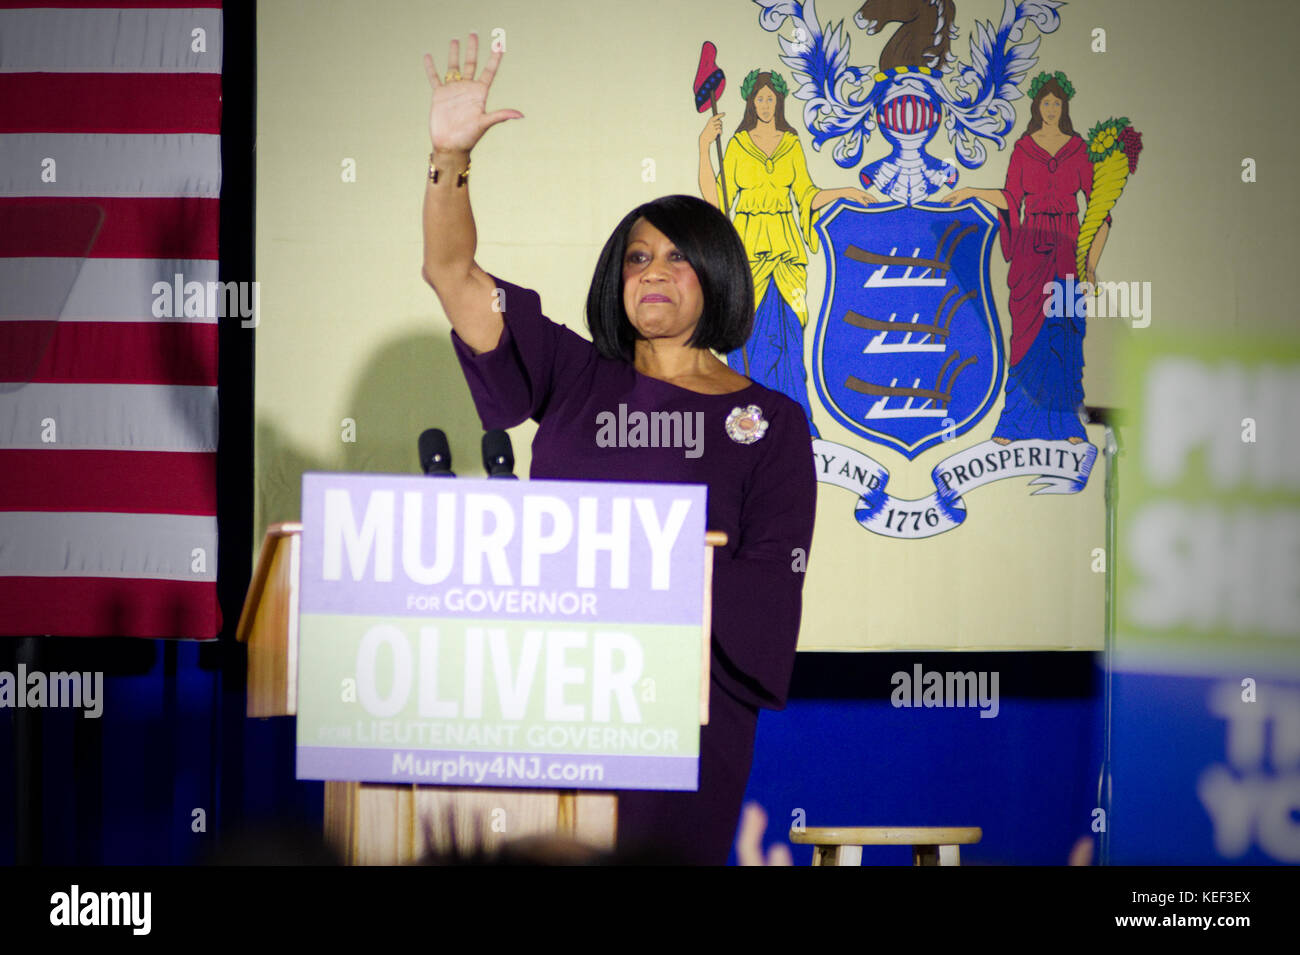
(0, 259), (220, 323)
(0, 383), (218, 452)
(0, 8), (223, 73)
(0, 133), (220, 198)
(0, 512), (218, 581)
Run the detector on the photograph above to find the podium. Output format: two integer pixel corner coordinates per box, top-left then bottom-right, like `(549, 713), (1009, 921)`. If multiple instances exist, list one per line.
(237, 519), (724, 865)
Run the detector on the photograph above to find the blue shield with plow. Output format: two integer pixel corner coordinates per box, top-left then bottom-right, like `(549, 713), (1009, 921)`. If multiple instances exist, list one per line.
(812, 200), (1003, 460)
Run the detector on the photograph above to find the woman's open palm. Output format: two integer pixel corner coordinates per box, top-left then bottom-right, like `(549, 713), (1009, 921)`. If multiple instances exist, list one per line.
(424, 34), (522, 153)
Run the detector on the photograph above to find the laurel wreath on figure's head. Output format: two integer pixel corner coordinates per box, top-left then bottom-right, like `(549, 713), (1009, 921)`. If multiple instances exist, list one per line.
(740, 69), (789, 101)
(1029, 70), (1075, 100)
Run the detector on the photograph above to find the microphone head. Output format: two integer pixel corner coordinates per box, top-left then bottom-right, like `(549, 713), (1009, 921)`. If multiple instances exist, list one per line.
(482, 429), (516, 478)
(418, 428), (454, 476)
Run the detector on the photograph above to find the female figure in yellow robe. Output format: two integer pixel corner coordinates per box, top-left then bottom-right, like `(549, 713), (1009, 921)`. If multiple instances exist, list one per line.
(698, 70), (879, 438)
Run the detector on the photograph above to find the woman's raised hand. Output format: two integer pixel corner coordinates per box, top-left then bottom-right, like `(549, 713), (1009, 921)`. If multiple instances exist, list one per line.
(424, 34), (522, 154)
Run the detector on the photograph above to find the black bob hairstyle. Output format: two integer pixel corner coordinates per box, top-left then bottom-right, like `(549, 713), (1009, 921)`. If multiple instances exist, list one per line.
(585, 194), (754, 363)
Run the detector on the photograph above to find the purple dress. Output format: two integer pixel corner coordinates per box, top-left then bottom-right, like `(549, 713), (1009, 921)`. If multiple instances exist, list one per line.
(451, 276), (817, 864)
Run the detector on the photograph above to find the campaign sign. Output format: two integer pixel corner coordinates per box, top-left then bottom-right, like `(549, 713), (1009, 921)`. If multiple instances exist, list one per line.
(1111, 330), (1300, 863)
(295, 473), (707, 790)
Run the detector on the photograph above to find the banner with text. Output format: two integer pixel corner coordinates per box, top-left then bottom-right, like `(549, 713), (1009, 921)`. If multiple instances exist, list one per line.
(1111, 329), (1300, 864)
(295, 473), (707, 790)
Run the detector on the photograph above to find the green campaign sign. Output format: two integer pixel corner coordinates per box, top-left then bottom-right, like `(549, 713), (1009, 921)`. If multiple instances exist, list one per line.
(294, 474), (709, 789)
(1116, 329), (1300, 670)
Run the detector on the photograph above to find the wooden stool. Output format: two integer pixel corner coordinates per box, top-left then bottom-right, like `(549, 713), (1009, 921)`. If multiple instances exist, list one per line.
(789, 826), (982, 866)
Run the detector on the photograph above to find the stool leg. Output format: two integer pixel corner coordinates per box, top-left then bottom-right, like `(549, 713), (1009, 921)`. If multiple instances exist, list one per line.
(835, 845), (863, 866)
(913, 844), (940, 866)
(810, 844), (864, 866)
(938, 844), (961, 866)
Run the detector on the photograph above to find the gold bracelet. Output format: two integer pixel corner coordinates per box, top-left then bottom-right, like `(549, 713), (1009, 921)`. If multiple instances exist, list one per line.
(428, 151), (470, 187)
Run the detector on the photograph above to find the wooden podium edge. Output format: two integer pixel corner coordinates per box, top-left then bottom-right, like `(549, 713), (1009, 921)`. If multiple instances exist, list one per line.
(236, 521), (301, 644)
(237, 522), (301, 717)
(702, 530), (725, 726)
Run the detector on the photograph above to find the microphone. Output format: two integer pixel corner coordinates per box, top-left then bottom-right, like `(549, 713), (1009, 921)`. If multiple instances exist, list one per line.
(418, 428), (455, 477)
(482, 429), (517, 479)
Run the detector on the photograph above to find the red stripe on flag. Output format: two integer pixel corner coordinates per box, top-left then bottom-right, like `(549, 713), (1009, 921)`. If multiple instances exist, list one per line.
(0, 577), (221, 639)
(1, 321), (219, 385)
(0, 450), (218, 514)
(0, 74), (222, 134)
(0, 198), (220, 259)
(0, 3), (225, 641)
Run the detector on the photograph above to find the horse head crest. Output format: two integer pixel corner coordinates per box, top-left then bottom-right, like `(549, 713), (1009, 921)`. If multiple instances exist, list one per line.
(855, 0), (959, 72)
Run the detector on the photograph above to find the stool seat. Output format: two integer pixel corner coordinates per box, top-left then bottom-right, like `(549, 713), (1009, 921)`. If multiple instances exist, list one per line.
(789, 826), (982, 866)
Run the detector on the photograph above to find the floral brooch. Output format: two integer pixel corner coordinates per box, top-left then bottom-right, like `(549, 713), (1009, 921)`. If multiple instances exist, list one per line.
(725, 404), (768, 444)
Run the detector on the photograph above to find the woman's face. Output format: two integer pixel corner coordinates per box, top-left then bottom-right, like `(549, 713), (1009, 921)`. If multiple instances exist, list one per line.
(754, 85), (777, 123)
(622, 218), (704, 346)
(1039, 93), (1063, 128)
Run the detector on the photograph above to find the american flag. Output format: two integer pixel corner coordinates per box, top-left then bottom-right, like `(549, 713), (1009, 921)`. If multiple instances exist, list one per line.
(0, 0), (224, 638)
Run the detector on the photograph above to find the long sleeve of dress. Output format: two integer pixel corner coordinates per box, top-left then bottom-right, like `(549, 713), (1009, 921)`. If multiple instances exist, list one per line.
(709, 404), (817, 710)
(998, 142), (1027, 263)
(449, 275), (597, 428)
(789, 140), (821, 257)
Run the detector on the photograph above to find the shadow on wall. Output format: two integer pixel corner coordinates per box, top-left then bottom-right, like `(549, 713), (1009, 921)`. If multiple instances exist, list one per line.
(255, 331), (486, 525)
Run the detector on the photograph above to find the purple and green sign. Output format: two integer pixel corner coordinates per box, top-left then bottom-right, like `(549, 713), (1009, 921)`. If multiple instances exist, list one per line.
(295, 473), (707, 790)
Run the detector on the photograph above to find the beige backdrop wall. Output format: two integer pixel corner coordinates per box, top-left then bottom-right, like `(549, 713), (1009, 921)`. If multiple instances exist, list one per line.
(254, 0), (1298, 651)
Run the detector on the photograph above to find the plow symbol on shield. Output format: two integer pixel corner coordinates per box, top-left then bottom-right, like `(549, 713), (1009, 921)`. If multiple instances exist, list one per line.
(811, 198), (1098, 539)
(814, 199), (1002, 459)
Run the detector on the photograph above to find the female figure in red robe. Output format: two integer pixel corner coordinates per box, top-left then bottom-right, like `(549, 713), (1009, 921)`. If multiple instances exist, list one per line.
(945, 74), (1108, 444)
